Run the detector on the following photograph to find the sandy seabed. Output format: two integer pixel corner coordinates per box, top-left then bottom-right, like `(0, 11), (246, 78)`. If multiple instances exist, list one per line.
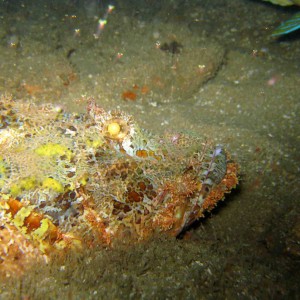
(0, 0), (299, 299)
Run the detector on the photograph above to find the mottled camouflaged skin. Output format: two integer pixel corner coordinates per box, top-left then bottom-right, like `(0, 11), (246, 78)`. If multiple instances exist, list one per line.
(0, 95), (238, 252)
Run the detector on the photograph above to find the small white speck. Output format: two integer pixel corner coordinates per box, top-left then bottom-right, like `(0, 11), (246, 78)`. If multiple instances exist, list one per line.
(149, 101), (157, 107)
(282, 114), (291, 119)
(207, 268), (213, 275)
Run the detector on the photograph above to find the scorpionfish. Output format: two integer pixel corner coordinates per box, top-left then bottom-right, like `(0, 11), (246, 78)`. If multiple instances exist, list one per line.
(0, 95), (238, 271)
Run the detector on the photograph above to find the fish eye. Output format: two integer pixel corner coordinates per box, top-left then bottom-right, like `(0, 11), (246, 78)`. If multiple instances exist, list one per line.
(107, 122), (121, 137)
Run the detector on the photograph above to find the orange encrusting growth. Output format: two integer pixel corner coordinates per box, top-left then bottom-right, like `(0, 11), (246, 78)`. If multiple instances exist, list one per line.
(83, 206), (112, 246)
(1, 197), (80, 253)
(136, 149), (163, 160)
(122, 90), (137, 101)
(201, 162), (238, 213)
(22, 83), (43, 96)
(122, 85), (150, 101)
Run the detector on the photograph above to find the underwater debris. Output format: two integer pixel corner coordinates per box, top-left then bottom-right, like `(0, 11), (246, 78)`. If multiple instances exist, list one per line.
(159, 40), (183, 55)
(0, 95), (238, 273)
(159, 40), (183, 69)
